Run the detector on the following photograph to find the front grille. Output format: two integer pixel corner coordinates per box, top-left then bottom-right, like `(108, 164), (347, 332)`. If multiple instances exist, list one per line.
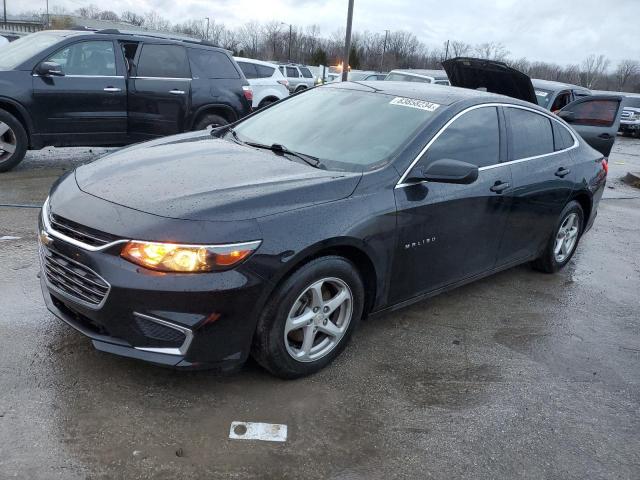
(41, 247), (110, 306)
(49, 213), (119, 247)
(622, 110), (632, 120)
(134, 316), (186, 345)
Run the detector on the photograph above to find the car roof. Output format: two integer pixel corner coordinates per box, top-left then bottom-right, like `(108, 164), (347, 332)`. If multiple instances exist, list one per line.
(49, 29), (229, 52)
(389, 69), (449, 79)
(327, 81), (539, 108)
(234, 57), (279, 68)
(532, 78), (589, 92)
(592, 89), (640, 98)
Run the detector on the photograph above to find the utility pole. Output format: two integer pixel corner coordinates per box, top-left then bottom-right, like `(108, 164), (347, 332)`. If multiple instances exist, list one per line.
(204, 17), (209, 40)
(4, 0), (8, 29)
(288, 24), (292, 62)
(444, 39), (450, 61)
(380, 29), (389, 72)
(341, 0), (354, 81)
(46, 0), (50, 28)
(280, 23), (293, 62)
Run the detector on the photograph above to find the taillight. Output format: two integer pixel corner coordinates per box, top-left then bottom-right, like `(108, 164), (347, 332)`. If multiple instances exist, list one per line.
(242, 86), (253, 102)
(277, 79), (289, 87)
(601, 158), (608, 175)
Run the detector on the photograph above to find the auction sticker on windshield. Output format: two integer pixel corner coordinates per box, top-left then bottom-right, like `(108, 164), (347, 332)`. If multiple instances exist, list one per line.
(535, 90), (549, 97)
(390, 97), (440, 112)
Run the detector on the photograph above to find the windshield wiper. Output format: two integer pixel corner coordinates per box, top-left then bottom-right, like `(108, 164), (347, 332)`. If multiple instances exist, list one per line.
(245, 141), (323, 169)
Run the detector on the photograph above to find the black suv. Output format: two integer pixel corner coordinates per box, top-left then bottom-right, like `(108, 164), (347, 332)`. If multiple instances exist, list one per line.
(0, 29), (253, 171)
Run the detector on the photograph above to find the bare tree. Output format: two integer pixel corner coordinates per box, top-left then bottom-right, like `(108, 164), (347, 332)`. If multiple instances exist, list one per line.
(238, 22), (262, 57)
(98, 11), (120, 22)
(262, 21), (283, 60)
(450, 40), (472, 57)
(474, 42), (510, 61)
(580, 54), (610, 88)
(144, 11), (171, 31)
(121, 11), (145, 26)
(615, 59), (640, 90)
(75, 5), (101, 19)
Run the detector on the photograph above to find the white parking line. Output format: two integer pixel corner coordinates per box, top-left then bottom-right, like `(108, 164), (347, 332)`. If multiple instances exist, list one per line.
(229, 421), (287, 442)
(0, 236), (21, 241)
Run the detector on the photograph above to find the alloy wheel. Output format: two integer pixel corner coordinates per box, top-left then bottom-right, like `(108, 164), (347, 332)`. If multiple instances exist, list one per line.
(554, 213), (579, 263)
(284, 277), (353, 362)
(0, 121), (17, 162)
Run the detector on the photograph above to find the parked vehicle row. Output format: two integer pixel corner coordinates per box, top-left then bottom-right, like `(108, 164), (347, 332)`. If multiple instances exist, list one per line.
(0, 29), (253, 171)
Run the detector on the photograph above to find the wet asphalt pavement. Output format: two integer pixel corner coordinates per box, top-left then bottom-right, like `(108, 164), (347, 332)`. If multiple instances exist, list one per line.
(1, 139), (639, 479)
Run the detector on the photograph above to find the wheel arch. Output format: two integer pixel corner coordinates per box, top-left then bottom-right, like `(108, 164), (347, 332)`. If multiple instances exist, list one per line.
(260, 238), (380, 319)
(189, 104), (238, 130)
(0, 97), (34, 147)
(570, 190), (592, 230)
(258, 95), (281, 107)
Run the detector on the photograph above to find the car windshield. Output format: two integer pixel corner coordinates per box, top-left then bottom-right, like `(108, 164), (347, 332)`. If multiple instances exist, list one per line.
(0, 32), (64, 70)
(535, 88), (553, 108)
(231, 87), (439, 172)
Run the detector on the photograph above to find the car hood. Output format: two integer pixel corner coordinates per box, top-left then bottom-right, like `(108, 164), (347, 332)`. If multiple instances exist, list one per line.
(75, 131), (362, 222)
(442, 57), (537, 104)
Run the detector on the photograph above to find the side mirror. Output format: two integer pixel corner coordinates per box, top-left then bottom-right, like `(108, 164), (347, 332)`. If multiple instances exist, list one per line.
(406, 159), (479, 185)
(557, 110), (575, 123)
(36, 61), (64, 77)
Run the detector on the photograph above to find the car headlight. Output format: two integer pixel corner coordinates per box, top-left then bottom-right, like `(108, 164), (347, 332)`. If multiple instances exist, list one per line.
(121, 240), (261, 273)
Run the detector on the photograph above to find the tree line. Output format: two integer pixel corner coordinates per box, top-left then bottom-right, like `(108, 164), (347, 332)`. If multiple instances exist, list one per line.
(40, 6), (640, 93)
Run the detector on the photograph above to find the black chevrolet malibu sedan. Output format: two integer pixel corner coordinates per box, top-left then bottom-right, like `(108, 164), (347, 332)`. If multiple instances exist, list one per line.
(39, 81), (621, 378)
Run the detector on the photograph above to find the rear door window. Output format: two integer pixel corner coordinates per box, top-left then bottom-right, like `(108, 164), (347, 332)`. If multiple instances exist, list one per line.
(188, 49), (239, 79)
(286, 67), (299, 78)
(237, 61), (257, 79)
(552, 121), (575, 151)
(425, 107), (500, 168)
(255, 64), (275, 78)
(566, 99), (619, 127)
(505, 108), (554, 159)
(137, 44), (190, 78)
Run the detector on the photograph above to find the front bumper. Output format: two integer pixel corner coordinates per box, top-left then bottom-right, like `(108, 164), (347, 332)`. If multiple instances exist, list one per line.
(38, 211), (267, 370)
(620, 121), (640, 132)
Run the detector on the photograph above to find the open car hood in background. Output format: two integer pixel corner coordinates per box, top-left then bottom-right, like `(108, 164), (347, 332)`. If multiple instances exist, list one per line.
(442, 57), (537, 104)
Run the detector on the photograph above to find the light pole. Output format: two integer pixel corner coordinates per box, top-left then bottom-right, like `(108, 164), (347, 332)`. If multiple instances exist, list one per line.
(341, 0), (354, 81)
(380, 29), (389, 72)
(280, 22), (292, 62)
(4, 0), (8, 29)
(204, 17), (209, 41)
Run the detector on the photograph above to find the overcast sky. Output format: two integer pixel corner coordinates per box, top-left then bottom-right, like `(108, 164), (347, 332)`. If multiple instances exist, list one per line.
(15, 0), (639, 67)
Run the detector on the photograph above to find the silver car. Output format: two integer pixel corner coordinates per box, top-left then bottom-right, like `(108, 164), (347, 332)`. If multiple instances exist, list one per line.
(277, 64), (316, 93)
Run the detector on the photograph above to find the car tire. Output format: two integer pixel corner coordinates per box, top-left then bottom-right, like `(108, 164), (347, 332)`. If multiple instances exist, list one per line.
(251, 255), (364, 379)
(257, 98), (277, 109)
(532, 201), (584, 273)
(193, 113), (229, 131)
(0, 109), (28, 173)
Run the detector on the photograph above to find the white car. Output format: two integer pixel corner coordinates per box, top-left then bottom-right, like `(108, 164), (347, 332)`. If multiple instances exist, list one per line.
(0, 36), (9, 47)
(234, 57), (290, 109)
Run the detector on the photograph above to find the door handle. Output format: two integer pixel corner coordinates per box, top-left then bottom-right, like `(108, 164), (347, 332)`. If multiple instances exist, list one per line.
(555, 167), (571, 178)
(103, 87), (122, 92)
(598, 133), (612, 139)
(169, 89), (186, 95)
(490, 181), (510, 193)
